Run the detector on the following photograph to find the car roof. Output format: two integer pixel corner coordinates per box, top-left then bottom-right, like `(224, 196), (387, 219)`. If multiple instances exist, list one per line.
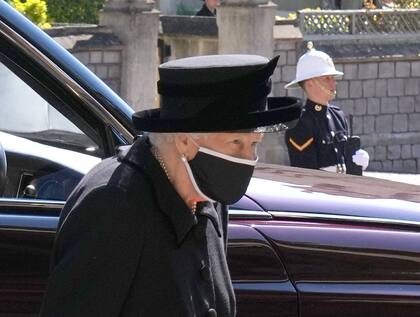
(247, 164), (420, 222)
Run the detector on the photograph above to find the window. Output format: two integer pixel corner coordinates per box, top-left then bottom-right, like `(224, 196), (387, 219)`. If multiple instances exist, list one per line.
(0, 62), (101, 201)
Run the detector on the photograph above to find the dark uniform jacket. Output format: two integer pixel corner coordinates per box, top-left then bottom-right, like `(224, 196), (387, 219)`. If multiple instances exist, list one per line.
(39, 137), (236, 317)
(196, 4), (216, 16)
(285, 99), (349, 170)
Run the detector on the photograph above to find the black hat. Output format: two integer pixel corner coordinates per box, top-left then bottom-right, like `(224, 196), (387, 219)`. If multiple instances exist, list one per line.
(133, 54), (302, 132)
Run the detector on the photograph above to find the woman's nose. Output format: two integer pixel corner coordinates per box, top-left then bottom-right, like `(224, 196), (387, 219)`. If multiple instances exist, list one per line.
(241, 146), (258, 161)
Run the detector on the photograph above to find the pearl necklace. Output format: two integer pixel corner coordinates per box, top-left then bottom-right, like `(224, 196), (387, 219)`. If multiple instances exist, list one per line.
(152, 146), (170, 181)
(152, 146), (197, 214)
(190, 201), (197, 214)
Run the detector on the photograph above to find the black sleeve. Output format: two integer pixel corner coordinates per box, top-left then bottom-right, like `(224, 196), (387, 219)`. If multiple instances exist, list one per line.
(39, 186), (145, 317)
(343, 112), (350, 136)
(337, 108), (349, 136)
(285, 116), (318, 169)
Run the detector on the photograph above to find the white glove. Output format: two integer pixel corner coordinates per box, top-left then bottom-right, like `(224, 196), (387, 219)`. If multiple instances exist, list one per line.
(352, 149), (369, 170)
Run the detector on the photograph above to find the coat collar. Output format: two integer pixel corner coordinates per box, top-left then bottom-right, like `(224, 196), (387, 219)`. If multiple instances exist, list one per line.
(119, 137), (197, 245)
(195, 201), (222, 238)
(197, 4), (216, 16)
(118, 137), (222, 244)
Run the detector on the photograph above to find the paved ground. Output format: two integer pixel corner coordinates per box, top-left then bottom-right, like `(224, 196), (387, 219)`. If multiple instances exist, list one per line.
(364, 171), (420, 187)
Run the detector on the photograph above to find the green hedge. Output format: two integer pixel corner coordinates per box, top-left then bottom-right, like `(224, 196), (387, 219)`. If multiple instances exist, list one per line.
(9, 0), (51, 28)
(367, 0), (420, 8)
(46, 0), (105, 24)
(394, 0), (420, 8)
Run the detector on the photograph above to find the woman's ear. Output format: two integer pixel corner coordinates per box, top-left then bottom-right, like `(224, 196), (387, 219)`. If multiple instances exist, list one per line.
(173, 133), (188, 154)
(175, 134), (202, 160)
(173, 133), (197, 160)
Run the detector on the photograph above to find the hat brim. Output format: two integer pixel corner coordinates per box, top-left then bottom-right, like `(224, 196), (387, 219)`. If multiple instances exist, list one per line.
(285, 70), (344, 89)
(133, 97), (302, 133)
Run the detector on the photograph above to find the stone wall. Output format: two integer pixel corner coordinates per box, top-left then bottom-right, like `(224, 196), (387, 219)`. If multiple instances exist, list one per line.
(46, 25), (123, 95)
(159, 16), (218, 61)
(335, 54), (420, 173)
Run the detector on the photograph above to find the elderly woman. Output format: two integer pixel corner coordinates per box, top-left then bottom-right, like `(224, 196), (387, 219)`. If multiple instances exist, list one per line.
(40, 54), (301, 317)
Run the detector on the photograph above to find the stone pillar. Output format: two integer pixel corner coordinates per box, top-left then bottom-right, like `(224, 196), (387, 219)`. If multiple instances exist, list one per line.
(217, 0), (277, 58)
(99, 0), (160, 111)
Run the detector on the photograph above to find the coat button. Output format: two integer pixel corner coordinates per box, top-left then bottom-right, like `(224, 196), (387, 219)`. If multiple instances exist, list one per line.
(206, 308), (217, 317)
(200, 263), (211, 281)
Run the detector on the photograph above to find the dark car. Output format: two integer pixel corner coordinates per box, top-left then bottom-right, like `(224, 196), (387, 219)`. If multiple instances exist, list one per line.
(1, 2), (420, 316)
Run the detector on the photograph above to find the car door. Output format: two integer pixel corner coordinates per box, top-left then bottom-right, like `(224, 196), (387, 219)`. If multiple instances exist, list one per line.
(255, 214), (420, 317)
(0, 17), (132, 315)
(228, 196), (298, 317)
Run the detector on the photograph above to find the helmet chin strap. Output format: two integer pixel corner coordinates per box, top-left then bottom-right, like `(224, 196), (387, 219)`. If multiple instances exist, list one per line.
(313, 78), (336, 99)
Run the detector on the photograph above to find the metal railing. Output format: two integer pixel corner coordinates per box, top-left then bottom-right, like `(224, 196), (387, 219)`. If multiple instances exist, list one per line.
(298, 9), (420, 40)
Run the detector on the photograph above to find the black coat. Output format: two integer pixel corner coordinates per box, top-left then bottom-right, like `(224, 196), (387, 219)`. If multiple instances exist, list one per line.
(39, 137), (236, 317)
(285, 99), (349, 170)
(196, 4), (216, 17)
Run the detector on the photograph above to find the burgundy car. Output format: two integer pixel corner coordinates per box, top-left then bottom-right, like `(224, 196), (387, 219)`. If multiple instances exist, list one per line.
(1, 3), (420, 316)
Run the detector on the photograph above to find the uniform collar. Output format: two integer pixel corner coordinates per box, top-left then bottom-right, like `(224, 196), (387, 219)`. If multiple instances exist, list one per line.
(306, 99), (327, 114)
(119, 137), (198, 245)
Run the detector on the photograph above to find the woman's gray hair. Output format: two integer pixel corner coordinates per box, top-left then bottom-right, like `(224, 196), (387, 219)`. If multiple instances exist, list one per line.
(148, 132), (208, 147)
(148, 133), (175, 147)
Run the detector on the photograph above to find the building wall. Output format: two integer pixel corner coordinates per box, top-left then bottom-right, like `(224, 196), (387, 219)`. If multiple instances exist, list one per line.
(334, 58), (420, 173)
(46, 26), (123, 96)
(72, 49), (122, 95)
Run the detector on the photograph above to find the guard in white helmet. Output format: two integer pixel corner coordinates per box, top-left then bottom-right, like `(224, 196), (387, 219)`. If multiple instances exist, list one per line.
(284, 42), (369, 174)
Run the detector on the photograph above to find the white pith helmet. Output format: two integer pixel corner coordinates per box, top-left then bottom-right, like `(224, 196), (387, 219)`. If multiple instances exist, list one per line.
(285, 42), (344, 89)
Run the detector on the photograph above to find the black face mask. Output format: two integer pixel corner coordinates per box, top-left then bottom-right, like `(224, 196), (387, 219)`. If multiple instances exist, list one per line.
(182, 146), (257, 205)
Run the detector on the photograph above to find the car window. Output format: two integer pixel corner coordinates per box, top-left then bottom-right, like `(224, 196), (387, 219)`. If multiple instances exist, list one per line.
(0, 62), (101, 202)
